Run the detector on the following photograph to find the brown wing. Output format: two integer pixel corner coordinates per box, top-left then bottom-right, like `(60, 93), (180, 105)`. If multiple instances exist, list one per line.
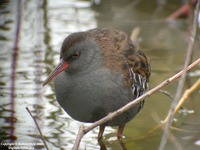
(87, 28), (151, 86)
(121, 37), (151, 81)
(87, 28), (129, 70)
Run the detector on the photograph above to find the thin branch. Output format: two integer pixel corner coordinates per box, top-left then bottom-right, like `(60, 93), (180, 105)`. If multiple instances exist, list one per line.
(166, 3), (189, 20)
(158, 90), (174, 101)
(159, 1), (200, 149)
(72, 125), (85, 150)
(26, 107), (49, 150)
(10, 0), (22, 141)
(72, 58), (200, 150)
(176, 78), (200, 110)
(158, 90), (184, 110)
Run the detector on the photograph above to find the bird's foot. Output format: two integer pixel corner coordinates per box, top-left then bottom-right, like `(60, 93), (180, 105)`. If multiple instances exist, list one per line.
(98, 125), (105, 140)
(117, 125), (125, 140)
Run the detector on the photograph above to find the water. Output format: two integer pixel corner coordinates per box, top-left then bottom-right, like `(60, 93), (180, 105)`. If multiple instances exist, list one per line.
(0, 0), (200, 149)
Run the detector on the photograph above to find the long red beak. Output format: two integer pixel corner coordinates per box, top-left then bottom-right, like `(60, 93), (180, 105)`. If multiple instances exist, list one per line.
(43, 59), (68, 86)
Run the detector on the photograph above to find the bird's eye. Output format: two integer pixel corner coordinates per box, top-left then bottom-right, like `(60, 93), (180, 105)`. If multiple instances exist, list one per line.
(71, 52), (80, 59)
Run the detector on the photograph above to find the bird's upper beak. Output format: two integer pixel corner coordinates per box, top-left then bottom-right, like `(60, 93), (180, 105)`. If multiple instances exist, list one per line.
(43, 59), (68, 86)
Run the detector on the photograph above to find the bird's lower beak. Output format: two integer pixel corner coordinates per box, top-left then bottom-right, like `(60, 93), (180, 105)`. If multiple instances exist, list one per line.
(43, 59), (68, 86)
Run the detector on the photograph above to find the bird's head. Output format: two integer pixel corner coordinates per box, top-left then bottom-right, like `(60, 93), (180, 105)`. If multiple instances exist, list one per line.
(43, 32), (101, 86)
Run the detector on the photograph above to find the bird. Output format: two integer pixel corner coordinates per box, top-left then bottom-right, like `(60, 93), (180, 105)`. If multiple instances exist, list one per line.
(43, 28), (151, 140)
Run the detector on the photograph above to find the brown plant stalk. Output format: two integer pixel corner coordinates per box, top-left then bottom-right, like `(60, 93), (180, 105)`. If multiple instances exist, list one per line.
(159, 0), (200, 149)
(26, 107), (49, 150)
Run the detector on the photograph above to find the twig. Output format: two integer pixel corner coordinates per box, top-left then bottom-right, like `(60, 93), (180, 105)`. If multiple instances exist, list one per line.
(176, 78), (200, 110)
(158, 90), (184, 110)
(158, 90), (174, 101)
(148, 78), (200, 134)
(26, 107), (49, 150)
(72, 58), (200, 150)
(166, 3), (189, 20)
(10, 0), (22, 141)
(159, 1), (200, 149)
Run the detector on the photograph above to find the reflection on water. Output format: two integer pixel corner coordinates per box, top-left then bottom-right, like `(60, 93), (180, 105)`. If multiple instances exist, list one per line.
(0, 0), (199, 150)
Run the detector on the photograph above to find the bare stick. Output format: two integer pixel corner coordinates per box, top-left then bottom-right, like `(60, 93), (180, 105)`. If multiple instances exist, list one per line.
(26, 107), (49, 150)
(72, 58), (200, 150)
(159, 1), (200, 149)
(158, 90), (174, 101)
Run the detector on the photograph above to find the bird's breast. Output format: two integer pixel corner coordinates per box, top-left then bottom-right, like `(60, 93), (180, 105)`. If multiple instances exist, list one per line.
(53, 67), (133, 123)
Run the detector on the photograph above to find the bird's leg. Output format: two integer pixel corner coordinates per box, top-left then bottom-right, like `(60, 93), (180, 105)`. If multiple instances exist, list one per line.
(98, 125), (105, 140)
(117, 125), (125, 140)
